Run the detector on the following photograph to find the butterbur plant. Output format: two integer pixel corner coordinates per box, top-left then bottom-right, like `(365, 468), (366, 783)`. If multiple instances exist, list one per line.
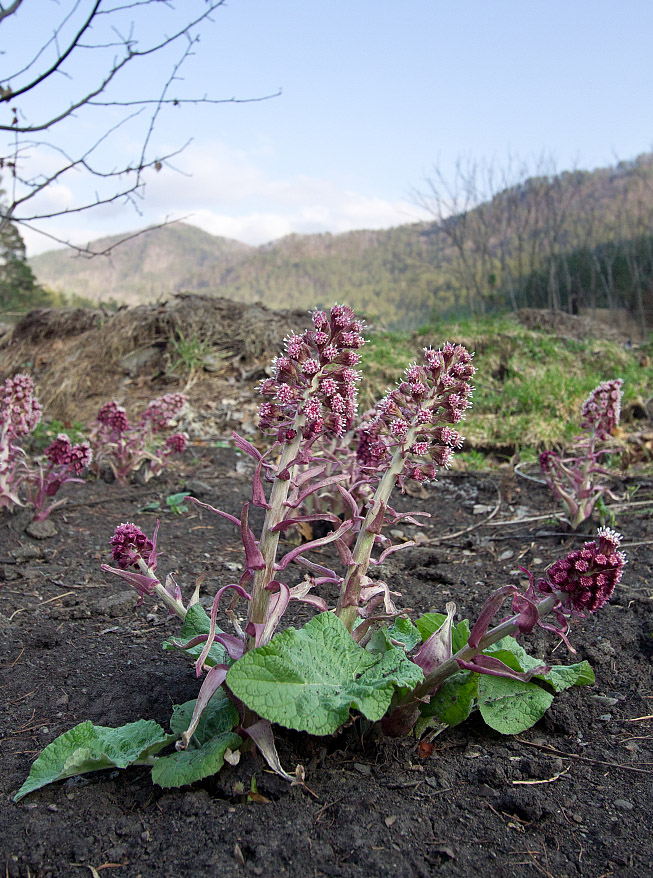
(24, 433), (93, 521)
(0, 373), (42, 511)
(89, 393), (188, 485)
(539, 379), (624, 530)
(15, 307), (628, 801)
(0, 374), (91, 519)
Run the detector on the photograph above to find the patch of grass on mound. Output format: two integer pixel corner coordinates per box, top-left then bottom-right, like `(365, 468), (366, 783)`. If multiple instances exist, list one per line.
(361, 312), (652, 461)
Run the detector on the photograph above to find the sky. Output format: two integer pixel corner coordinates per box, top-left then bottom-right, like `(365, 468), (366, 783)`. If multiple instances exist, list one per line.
(7, 0), (653, 256)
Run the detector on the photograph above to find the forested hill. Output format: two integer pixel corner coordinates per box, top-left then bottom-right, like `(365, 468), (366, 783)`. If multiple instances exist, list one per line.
(29, 153), (653, 329)
(30, 220), (450, 329)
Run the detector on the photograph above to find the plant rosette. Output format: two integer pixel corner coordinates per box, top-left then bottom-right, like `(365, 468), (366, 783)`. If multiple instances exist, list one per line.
(15, 306), (628, 801)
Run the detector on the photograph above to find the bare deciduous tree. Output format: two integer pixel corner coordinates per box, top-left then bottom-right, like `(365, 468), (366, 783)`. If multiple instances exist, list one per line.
(0, 1), (278, 255)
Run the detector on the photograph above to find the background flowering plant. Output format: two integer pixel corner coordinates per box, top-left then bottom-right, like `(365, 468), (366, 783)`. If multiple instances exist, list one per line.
(539, 378), (624, 529)
(89, 393), (188, 485)
(0, 374), (92, 519)
(15, 306), (627, 799)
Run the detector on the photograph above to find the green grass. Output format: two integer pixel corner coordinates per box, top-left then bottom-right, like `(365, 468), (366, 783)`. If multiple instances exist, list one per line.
(359, 312), (653, 462)
(169, 331), (215, 376)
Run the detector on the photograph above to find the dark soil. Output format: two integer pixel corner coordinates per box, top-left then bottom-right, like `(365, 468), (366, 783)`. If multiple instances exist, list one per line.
(1, 446), (652, 878)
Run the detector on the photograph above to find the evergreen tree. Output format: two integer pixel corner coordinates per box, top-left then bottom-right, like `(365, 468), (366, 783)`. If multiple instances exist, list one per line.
(0, 190), (44, 311)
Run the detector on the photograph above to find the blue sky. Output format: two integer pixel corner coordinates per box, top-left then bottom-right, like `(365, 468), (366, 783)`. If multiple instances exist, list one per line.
(9, 1), (653, 255)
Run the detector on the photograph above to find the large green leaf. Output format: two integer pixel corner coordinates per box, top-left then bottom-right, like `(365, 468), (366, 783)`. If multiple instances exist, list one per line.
(478, 676), (554, 734)
(485, 636), (595, 692)
(419, 670), (478, 728)
(539, 660), (595, 693)
(226, 612), (423, 735)
(163, 603), (226, 667)
(151, 732), (242, 788)
(170, 693), (239, 747)
(14, 720), (172, 801)
(366, 617), (422, 654)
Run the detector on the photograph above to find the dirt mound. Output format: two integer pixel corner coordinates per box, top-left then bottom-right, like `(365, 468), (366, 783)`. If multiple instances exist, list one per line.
(516, 307), (640, 342)
(0, 295), (308, 427)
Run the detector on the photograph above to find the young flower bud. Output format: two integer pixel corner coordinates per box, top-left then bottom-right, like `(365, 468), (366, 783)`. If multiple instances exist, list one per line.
(165, 433), (188, 454)
(537, 527), (626, 615)
(110, 522), (155, 570)
(580, 379), (623, 440)
(96, 400), (121, 426)
(45, 434), (73, 466)
(142, 393), (187, 431)
(68, 442), (93, 474)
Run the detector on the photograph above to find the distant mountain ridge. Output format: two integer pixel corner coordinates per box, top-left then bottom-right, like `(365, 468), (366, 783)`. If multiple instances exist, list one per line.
(29, 153), (653, 329)
(30, 220), (447, 328)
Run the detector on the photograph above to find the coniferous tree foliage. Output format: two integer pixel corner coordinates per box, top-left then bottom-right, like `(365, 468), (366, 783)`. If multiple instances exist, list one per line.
(0, 195), (44, 310)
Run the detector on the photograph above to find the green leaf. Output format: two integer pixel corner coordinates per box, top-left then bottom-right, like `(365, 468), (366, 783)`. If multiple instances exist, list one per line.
(170, 693), (239, 748)
(151, 732), (242, 788)
(366, 617), (421, 654)
(14, 720), (172, 801)
(485, 636), (595, 692)
(226, 612), (423, 735)
(485, 636), (542, 672)
(163, 603), (226, 667)
(538, 660), (595, 693)
(139, 500), (161, 513)
(477, 676), (554, 734)
(415, 613), (470, 652)
(419, 670), (478, 728)
(166, 492), (191, 514)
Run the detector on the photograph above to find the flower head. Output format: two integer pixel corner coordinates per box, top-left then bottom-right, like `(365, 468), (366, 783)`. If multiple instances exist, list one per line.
(96, 401), (130, 434)
(141, 393), (187, 431)
(45, 435), (91, 475)
(45, 434), (73, 466)
(165, 432), (188, 454)
(537, 528), (626, 616)
(580, 379), (623, 440)
(257, 304), (367, 442)
(366, 345), (474, 479)
(68, 442), (93, 474)
(110, 522), (155, 570)
(0, 373), (42, 439)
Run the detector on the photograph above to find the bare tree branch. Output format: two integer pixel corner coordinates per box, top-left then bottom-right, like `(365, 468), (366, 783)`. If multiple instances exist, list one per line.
(0, 0), (278, 254)
(1, 2), (101, 102)
(0, 0), (23, 26)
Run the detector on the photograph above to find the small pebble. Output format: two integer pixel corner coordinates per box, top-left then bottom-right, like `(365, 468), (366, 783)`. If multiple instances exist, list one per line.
(614, 799), (634, 811)
(591, 695), (619, 707)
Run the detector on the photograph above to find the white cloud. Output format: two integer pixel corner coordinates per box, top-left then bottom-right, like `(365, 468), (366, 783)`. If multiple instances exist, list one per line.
(23, 139), (428, 255)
